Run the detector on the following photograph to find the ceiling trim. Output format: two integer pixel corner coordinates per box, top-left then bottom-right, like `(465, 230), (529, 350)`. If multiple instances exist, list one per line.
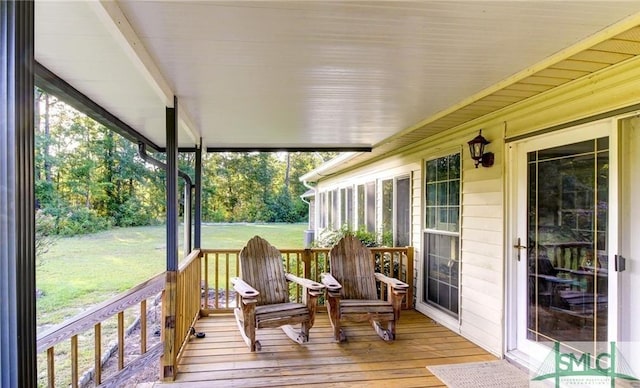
(90, 0), (201, 145)
(204, 147), (372, 153)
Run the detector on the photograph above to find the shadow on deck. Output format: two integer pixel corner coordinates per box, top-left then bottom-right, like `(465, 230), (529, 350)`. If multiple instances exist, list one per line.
(153, 310), (496, 387)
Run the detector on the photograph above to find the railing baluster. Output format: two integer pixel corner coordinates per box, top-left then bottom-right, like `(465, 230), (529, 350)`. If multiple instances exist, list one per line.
(214, 252), (219, 309)
(204, 253), (209, 309)
(141, 299), (147, 354)
(235, 252), (239, 308)
(225, 253), (230, 308)
(118, 311), (124, 370)
(71, 335), (78, 388)
(94, 323), (101, 386)
(296, 253), (301, 302)
(406, 248), (414, 309)
(47, 347), (55, 388)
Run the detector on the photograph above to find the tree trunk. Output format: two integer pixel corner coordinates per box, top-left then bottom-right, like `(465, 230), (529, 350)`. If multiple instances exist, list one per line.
(284, 152), (291, 193)
(44, 93), (52, 182)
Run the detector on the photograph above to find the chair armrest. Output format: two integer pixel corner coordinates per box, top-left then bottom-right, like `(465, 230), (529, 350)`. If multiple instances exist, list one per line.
(374, 273), (409, 290)
(285, 273), (325, 291)
(320, 273), (342, 292)
(231, 277), (260, 300)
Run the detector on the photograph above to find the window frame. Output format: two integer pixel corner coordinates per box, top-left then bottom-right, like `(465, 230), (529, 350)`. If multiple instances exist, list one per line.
(423, 151), (462, 317)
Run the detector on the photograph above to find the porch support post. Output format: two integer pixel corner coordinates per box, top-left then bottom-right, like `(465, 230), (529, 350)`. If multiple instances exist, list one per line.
(194, 138), (202, 249)
(0, 1), (37, 387)
(162, 97), (178, 380)
(183, 184), (191, 257)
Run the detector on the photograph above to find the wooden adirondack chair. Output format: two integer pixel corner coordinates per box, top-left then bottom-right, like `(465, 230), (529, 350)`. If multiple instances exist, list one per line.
(231, 236), (324, 351)
(321, 235), (409, 342)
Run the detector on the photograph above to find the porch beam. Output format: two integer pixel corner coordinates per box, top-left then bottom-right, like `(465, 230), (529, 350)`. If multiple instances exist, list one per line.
(194, 138), (202, 249)
(34, 63), (161, 152)
(205, 146), (373, 153)
(89, 0), (201, 145)
(0, 1), (37, 386)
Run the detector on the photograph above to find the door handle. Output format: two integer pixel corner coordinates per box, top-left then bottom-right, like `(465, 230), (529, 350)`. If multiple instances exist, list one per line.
(615, 255), (627, 272)
(513, 238), (526, 261)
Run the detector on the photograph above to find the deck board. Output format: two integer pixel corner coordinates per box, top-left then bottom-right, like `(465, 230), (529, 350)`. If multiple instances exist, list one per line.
(153, 310), (496, 387)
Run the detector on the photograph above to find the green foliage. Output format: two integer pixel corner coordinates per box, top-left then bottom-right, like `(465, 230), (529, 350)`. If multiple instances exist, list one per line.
(45, 205), (111, 236)
(34, 90), (336, 234)
(35, 210), (58, 266)
(201, 151), (332, 223)
(313, 225), (400, 285)
(314, 225), (379, 248)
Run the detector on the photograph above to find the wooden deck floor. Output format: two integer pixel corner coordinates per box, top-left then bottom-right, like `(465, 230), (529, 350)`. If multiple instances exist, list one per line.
(155, 310), (497, 387)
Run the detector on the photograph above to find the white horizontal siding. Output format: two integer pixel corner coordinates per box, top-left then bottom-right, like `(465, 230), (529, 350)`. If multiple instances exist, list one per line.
(463, 260), (502, 284)
(463, 251), (503, 273)
(461, 239), (503, 258)
(462, 216), (504, 232)
(463, 205), (502, 219)
(459, 126), (505, 356)
(459, 309), (503, 356)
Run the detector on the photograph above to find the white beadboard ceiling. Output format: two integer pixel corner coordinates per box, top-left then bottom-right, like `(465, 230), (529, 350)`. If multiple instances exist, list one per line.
(35, 1), (640, 150)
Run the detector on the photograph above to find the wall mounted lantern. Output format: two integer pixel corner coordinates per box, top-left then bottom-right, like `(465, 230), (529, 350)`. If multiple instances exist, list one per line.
(467, 130), (494, 168)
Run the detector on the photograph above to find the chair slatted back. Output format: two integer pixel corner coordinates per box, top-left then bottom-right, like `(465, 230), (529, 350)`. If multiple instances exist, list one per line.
(239, 236), (289, 306)
(329, 235), (377, 300)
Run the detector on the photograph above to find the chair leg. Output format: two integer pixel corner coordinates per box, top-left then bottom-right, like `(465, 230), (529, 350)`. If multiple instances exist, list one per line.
(235, 302), (258, 351)
(326, 294), (344, 342)
(301, 322), (310, 340)
(387, 319), (396, 341)
(282, 324), (308, 344)
(372, 320), (393, 342)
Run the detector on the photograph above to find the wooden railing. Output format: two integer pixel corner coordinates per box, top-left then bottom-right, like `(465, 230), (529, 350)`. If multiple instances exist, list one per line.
(37, 272), (165, 387)
(199, 246), (414, 314)
(35, 245), (414, 385)
(174, 249), (202, 367)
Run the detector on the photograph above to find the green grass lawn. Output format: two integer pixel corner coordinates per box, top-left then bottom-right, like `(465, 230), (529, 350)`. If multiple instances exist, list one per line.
(36, 223), (308, 386)
(36, 223), (308, 328)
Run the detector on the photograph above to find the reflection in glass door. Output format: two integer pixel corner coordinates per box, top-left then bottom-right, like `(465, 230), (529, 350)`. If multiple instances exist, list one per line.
(526, 138), (609, 347)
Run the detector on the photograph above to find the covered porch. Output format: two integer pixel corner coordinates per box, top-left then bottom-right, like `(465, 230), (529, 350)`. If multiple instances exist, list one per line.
(4, 1), (640, 387)
(159, 310), (495, 387)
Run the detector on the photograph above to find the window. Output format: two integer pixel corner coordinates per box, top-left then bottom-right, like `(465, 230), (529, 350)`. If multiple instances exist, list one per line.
(356, 184), (365, 229)
(425, 155), (460, 231)
(423, 153), (460, 316)
(319, 192), (326, 228)
(327, 189), (339, 229)
(366, 181), (376, 232)
(340, 188), (347, 227)
(346, 186), (354, 229)
(381, 177), (411, 247)
(381, 179), (393, 246)
(396, 177), (411, 247)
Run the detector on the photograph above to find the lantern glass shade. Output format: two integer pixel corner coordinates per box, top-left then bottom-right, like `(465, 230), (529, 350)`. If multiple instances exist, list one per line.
(469, 141), (485, 160)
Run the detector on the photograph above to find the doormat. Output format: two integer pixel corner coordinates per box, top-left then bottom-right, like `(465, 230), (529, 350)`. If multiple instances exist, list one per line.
(427, 360), (530, 388)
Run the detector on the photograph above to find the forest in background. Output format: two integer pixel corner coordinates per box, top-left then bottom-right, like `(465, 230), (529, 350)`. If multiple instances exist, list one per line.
(35, 89), (336, 237)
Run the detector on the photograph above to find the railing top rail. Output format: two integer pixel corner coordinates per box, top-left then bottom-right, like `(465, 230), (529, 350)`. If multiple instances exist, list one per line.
(370, 247), (412, 252)
(200, 247), (409, 254)
(37, 272), (165, 353)
(178, 249), (201, 272)
(200, 248), (241, 254)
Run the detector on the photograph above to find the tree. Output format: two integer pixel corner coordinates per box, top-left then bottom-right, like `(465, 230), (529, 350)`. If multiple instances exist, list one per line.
(34, 91), (343, 232)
